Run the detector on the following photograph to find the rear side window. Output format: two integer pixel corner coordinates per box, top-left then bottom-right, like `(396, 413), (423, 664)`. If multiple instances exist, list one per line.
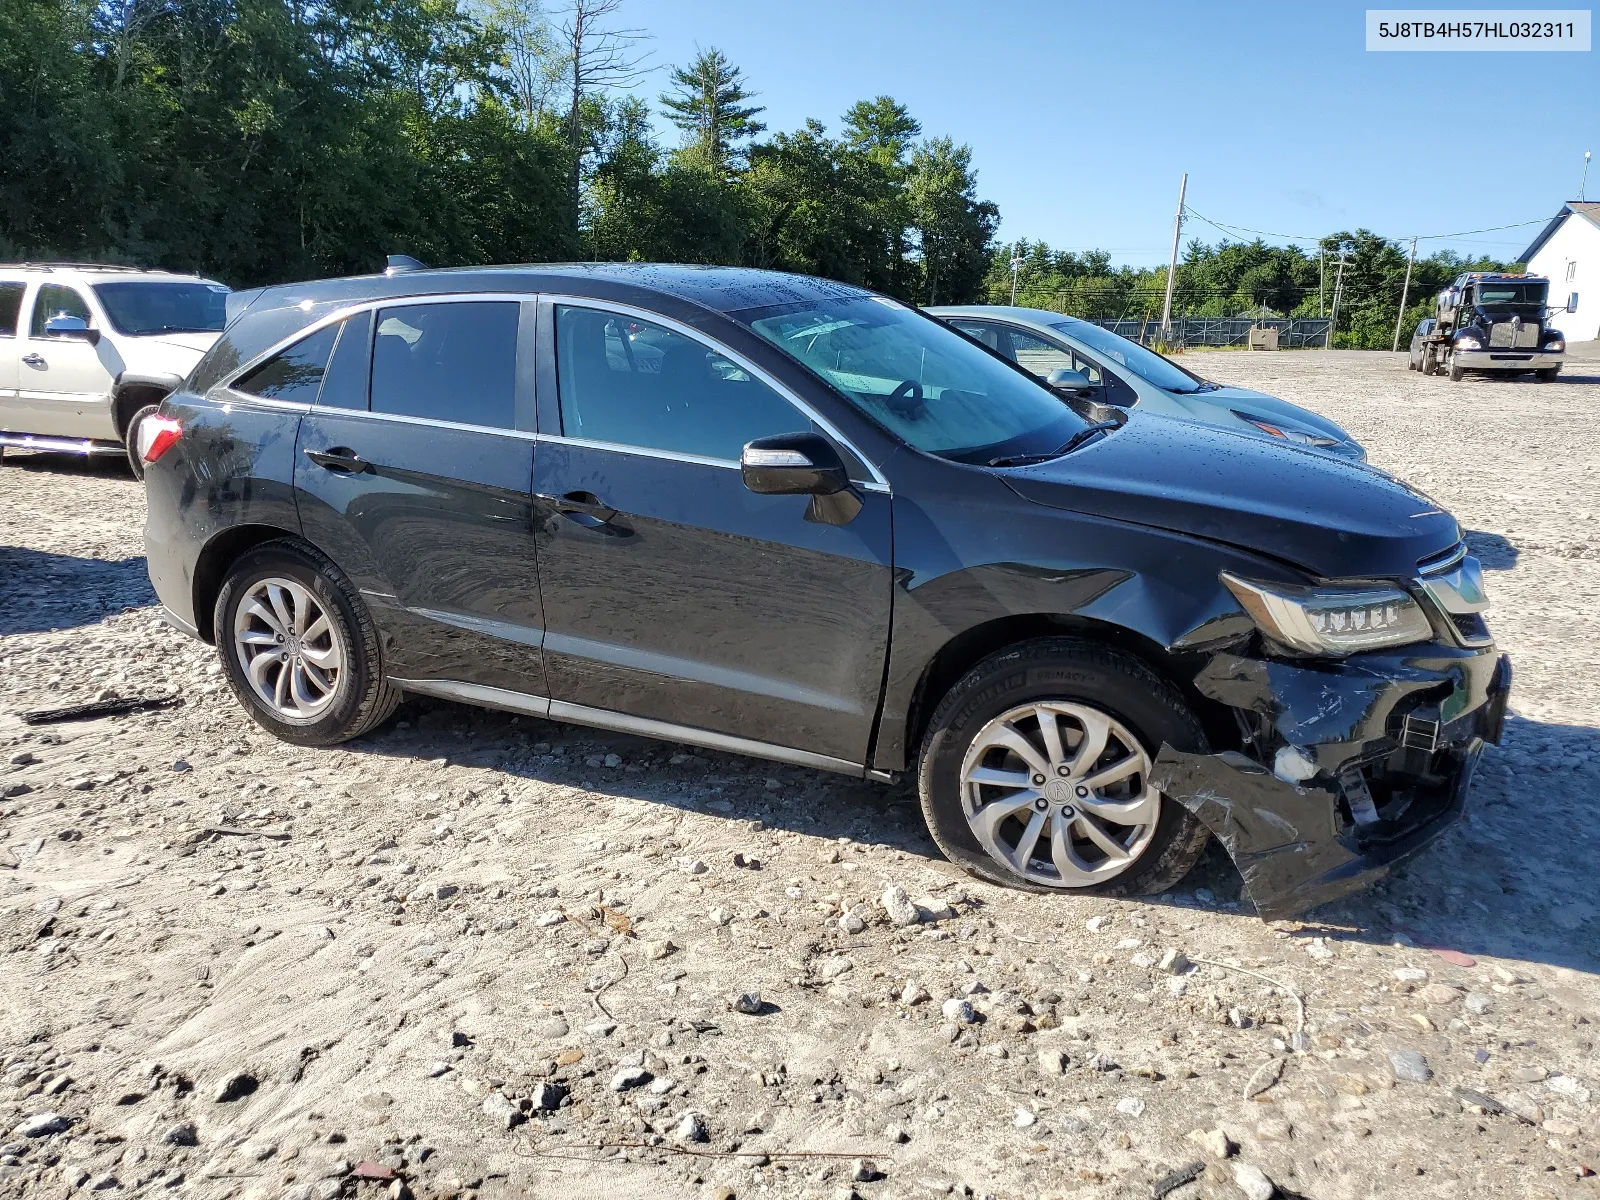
(316, 311), (372, 410)
(30, 284), (91, 336)
(233, 324), (338, 403)
(0, 283), (24, 336)
(371, 302), (518, 429)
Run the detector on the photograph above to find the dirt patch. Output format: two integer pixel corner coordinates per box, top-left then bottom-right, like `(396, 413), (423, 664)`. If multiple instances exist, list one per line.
(0, 351), (1596, 1199)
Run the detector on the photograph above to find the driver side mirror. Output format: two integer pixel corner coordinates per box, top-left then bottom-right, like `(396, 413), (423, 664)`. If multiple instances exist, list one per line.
(44, 314), (100, 345)
(741, 432), (861, 525)
(1046, 366), (1095, 396)
(1568, 292), (1579, 314)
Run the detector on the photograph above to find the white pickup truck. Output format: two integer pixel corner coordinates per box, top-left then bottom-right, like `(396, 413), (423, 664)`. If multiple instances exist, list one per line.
(0, 263), (229, 477)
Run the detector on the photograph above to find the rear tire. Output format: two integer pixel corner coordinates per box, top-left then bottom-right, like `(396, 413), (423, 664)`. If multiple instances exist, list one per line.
(123, 403), (160, 481)
(213, 539), (401, 746)
(916, 638), (1211, 899)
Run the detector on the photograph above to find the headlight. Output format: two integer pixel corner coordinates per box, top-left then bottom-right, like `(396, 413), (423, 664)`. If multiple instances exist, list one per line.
(1455, 336), (1483, 350)
(1233, 412), (1343, 449)
(1545, 338), (1565, 352)
(1221, 573), (1434, 655)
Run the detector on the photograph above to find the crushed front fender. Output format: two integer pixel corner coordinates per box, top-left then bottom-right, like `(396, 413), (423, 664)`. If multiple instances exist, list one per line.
(1153, 647), (1511, 919)
(1151, 742), (1480, 919)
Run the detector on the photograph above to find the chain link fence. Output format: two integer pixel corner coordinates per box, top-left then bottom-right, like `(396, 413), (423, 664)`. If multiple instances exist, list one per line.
(1090, 317), (1333, 349)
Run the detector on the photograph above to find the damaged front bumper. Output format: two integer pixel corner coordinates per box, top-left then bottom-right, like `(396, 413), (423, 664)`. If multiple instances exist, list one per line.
(1151, 644), (1512, 920)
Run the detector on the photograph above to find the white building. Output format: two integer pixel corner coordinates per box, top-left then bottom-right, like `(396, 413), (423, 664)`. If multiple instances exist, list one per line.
(1520, 201), (1600, 342)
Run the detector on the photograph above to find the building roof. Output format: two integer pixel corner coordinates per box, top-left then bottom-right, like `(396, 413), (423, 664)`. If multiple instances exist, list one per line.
(1519, 202), (1600, 262)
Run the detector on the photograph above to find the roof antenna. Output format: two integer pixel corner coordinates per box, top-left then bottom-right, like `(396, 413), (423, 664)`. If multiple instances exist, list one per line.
(385, 254), (428, 275)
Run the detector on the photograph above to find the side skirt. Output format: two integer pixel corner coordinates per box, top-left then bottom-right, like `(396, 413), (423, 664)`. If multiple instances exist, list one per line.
(390, 677), (869, 779)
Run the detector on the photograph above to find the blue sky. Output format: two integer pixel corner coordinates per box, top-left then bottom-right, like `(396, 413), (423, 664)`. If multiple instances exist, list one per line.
(617, 0), (1596, 265)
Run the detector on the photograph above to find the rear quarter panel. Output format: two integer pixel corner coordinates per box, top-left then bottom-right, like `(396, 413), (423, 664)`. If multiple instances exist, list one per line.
(143, 387), (304, 632)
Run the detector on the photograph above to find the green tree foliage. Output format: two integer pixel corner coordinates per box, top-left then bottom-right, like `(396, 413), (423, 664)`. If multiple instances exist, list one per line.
(1, 11), (1000, 299)
(658, 46), (764, 175)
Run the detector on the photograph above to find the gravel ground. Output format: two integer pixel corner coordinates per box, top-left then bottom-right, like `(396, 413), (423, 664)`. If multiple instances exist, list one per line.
(0, 350), (1596, 1200)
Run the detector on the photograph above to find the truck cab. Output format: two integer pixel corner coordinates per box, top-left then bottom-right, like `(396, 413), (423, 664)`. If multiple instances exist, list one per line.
(1424, 271), (1570, 382)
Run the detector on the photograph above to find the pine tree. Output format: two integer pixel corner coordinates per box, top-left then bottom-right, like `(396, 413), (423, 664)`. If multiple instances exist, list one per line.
(659, 47), (765, 174)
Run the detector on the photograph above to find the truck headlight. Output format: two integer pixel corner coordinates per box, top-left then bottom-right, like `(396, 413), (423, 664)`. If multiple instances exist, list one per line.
(1545, 338), (1565, 352)
(1455, 336), (1483, 350)
(1220, 573), (1434, 655)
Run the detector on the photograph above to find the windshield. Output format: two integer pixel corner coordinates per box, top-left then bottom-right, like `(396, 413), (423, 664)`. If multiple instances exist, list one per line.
(92, 281), (229, 336)
(738, 296), (1084, 463)
(1052, 319), (1210, 394)
(1474, 283), (1546, 308)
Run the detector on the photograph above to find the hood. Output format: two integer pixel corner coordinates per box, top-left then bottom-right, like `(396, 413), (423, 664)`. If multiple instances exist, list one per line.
(1001, 411), (1458, 579)
(1187, 384), (1352, 444)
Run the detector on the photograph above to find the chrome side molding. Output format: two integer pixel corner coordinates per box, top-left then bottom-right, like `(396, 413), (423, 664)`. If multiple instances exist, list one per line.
(388, 678), (868, 778)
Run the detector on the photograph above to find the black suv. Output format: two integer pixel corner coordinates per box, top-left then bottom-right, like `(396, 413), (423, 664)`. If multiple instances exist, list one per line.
(141, 264), (1510, 918)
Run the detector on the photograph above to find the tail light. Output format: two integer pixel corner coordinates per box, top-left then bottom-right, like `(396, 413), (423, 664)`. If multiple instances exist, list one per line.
(138, 415), (184, 464)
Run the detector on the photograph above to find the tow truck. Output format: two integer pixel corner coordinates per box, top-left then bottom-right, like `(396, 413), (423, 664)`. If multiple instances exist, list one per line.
(1414, 271), (1573, 382)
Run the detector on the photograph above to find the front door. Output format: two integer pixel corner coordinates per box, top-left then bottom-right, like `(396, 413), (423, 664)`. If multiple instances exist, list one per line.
(16, 283), (116, 437)
(287, 298), (547, 693)
(531, 300), (894, 770)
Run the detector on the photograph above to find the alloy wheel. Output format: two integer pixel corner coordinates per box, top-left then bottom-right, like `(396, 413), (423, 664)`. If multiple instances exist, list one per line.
(231, 576), (345, 720)
(958, 701), (1159, 887)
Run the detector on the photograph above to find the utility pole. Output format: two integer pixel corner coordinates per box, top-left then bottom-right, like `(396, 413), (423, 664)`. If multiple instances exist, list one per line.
(1009, 253), (1023, 305)
(1391, 237), (1417, 353)
(1328, 248), (1348, 349)
(1318, 246), (1325, 317)
(1582, 150), (1593, 201)
(1158, 172), (1187, 345)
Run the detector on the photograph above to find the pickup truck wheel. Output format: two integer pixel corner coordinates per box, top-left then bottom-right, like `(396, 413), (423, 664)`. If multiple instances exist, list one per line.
(1448, 354), (1464, 382)
(122, 403), (160, 481)
(213, 540), (401, 746)
(916, 638), (1211, 898)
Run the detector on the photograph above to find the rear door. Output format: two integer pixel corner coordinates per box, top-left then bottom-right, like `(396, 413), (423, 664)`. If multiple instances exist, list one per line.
(531, 299), (893, 770)
(292, 297), (546, 694)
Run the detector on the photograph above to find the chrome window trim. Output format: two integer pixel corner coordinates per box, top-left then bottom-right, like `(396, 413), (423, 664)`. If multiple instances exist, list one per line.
(300, 402), (537, 441)
(537, 432), (740, 471)
(545, 293), (890, 489)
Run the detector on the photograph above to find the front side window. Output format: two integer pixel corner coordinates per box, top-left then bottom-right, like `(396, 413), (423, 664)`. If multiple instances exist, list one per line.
(91, 281), (228, 336)
(233, 323), (338, 403)
(371, 302), (518, 429)
(0, 283), (24, 337)
(555, 305), (807, 460)
(30, 284), (91, 337)
(740, 296), (1083, 464)
(1011, 328), (1091, 381)
(1053, 318), (1219, 394)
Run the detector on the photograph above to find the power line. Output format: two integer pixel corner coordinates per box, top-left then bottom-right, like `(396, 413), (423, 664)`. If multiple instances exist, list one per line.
(1180, 204), (1551, 248)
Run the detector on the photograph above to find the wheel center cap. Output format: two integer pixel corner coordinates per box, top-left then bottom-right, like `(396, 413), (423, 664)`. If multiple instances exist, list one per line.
(1043, 778), (1074, 803)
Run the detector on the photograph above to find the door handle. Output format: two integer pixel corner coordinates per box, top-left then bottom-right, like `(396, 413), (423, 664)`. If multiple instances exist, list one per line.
(304, 447), (373, 474)
(21, 354), (45, 368)
(535, 491), (617, 524)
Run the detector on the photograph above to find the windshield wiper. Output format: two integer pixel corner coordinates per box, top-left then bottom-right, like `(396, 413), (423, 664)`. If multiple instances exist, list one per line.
(986, 418), (1124, 467)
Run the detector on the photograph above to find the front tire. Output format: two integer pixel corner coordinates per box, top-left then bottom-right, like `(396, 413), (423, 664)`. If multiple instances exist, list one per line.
(214, 540), (401, 746)
(1448, 353), (1464, 382)
(916, 638), (1211, 898)
(123, 403), (161, 481)
(1536, 367), (1561, 382)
